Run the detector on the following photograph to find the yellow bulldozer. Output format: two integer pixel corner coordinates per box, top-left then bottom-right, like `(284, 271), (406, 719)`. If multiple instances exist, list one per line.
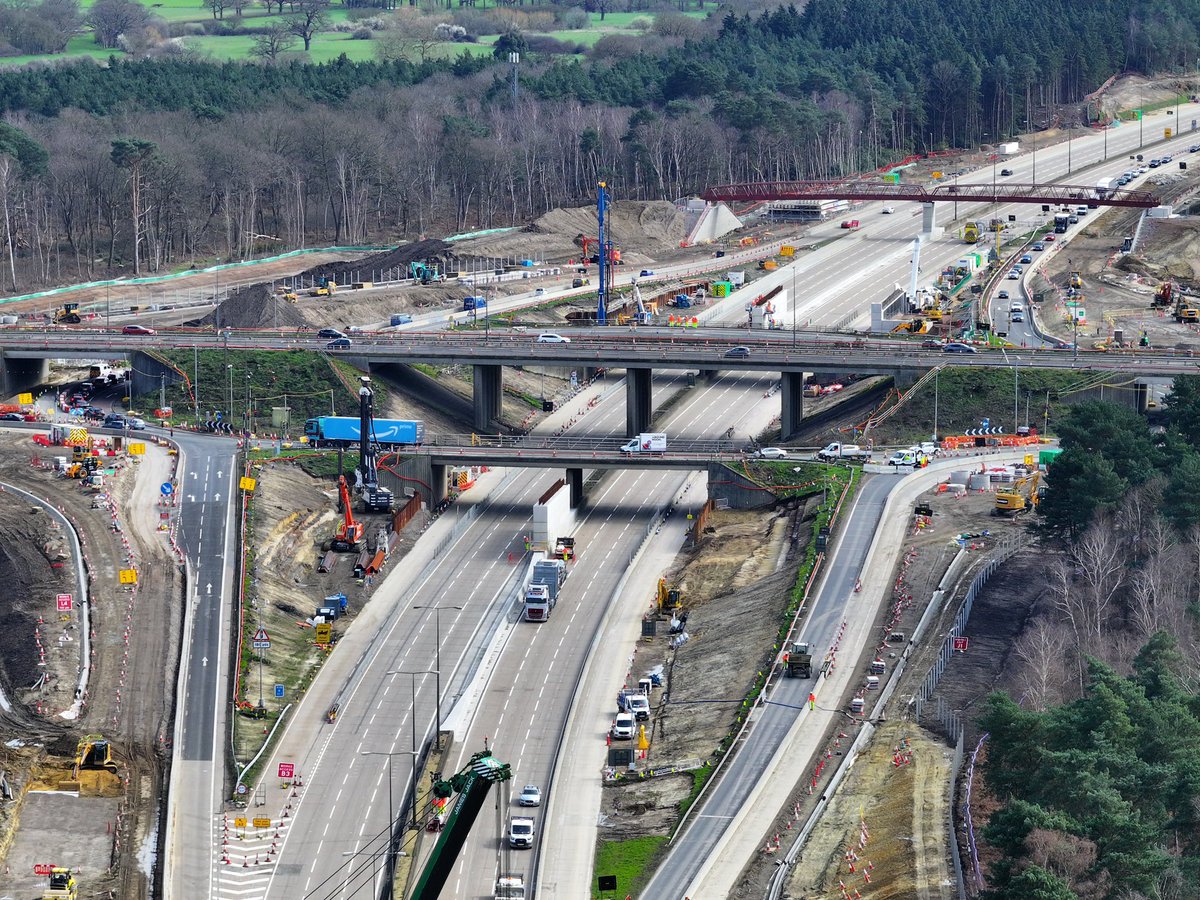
(53, 303), (82, 325)
(995, 472), (1041, 515)
(75, 734), (118, 777)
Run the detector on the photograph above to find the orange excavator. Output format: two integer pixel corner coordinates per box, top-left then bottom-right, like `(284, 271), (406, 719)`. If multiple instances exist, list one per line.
(330, 475), (364, 552)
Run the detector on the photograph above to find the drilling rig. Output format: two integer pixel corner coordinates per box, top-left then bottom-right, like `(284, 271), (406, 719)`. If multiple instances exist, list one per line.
(355, 376), (394, 513)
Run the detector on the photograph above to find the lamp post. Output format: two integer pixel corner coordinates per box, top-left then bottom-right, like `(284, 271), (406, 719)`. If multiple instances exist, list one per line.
(226, 364), (233, 426)
(361, 747), (423, 832)
(380, 668), (436, 827)
(412, 606), (462, 750)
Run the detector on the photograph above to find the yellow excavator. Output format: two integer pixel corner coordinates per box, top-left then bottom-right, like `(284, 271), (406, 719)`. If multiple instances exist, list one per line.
(995, 472), (1041, 515)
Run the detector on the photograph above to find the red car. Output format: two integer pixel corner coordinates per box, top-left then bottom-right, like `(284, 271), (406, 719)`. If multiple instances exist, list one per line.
(122, 324), (156, 335)
(1043, 234), (1056, 243)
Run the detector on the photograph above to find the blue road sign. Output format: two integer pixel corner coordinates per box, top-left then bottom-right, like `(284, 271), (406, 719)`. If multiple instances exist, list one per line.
(274, 684), (285, 699)
(160, 482), (174, 496)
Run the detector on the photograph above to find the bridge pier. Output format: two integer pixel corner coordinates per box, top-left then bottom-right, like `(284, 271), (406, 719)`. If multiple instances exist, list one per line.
(430, 463), (448, 506)
(566, 468), (584, 508)
(626, 367), (653, 436)
(473, 364), (503, 432)
(920, 202), (943, 239)
(0, 354), (49, 400)
(892, 369), (920, 390)
(780, 371), (805, 440)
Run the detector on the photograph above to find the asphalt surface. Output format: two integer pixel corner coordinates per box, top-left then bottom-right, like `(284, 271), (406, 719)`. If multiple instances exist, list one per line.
(640, 475), (893, 898)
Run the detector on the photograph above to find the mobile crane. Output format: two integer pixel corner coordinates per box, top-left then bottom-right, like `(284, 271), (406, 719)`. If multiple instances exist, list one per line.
(410, 749), (513, 900)
(330, 475), (364, 551)
(355, 376), (394, 512)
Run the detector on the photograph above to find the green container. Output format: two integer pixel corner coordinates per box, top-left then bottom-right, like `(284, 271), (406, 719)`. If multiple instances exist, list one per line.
(1038, 448), (1062, 468)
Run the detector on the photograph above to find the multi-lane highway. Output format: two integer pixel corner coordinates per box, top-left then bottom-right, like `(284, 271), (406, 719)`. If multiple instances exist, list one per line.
(223, 364), (780, 900)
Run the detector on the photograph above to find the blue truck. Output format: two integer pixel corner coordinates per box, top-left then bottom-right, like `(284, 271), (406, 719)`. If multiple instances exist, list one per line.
(463, 296), (487, 311)
(304, 416), (425, 448)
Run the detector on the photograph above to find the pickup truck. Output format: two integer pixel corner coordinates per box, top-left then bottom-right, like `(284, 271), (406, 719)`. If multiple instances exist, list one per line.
(816, 442), (872, 462)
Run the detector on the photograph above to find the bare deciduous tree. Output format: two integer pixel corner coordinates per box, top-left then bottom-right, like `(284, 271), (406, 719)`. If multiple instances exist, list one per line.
(1015, 618), (1070, 711)
(251, 23), (296, 62)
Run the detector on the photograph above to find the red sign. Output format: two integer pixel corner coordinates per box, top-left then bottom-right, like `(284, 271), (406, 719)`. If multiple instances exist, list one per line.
(33, 863), (54, 875)
(278, 762), (295, 779)
(56, 594), (72, 612)
(953, 636), (970, 652)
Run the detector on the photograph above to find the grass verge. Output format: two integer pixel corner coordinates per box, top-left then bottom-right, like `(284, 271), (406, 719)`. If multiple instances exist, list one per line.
(592, 835), (669, 899)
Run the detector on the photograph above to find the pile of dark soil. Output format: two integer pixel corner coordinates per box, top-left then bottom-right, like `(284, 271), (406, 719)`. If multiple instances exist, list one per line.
(305, 239), (452, 282)
(198, 285), (307, 329)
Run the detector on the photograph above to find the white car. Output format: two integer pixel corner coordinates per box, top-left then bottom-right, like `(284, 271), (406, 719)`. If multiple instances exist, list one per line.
(518, 785), (542, 807)
(611, 712), (634, 740)
(533, 288), (546, 297)
(536, 332), (570, 343)
(881, 206), (895, 214)
(755, 447), (789, 459)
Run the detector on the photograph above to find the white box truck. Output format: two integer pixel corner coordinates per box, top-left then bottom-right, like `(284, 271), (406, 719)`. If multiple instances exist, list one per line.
(620, 433), (667, 453)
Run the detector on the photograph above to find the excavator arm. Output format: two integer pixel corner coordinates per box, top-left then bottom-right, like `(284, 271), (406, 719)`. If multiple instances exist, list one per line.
(410, 750), (512, 900)
(332, 475), (364, 550)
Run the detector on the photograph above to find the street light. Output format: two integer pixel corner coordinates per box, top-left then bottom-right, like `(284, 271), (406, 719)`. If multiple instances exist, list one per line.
(361, 748), (422, 832)
(412, 605), (463, 750)
(380, 668), (436, 828)
(226, 364), (233, 426)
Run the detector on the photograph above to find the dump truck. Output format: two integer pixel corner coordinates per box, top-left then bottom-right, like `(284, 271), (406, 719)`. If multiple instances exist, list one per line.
(783, 641), (812, 678)
(553, 536), (575, 560)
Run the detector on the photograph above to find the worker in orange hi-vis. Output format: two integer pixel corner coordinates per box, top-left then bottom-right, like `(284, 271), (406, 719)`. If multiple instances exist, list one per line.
(809, 693), (816, 711)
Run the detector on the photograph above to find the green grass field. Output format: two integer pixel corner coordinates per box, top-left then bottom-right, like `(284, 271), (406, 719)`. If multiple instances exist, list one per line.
(0, 1), (711, 67)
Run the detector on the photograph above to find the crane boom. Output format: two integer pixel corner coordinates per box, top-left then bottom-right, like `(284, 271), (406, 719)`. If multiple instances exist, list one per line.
(410, 750), (512, 900)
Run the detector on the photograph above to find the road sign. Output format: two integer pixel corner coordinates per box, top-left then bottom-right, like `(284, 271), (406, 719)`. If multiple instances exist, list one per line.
(253, 817), (272, 829)
(160, 482), (173, 496)
(274, 683), (285, 699)
(278, 762), (295, 779)
(234, 816), (247, 828)
(17, 392), (32, 405)
(314, 623), (332, 644)
(56, 594), (72, 612)
(953, 636), (970, 652)
(34, 863), (54, 875)
(128, 442), (145, 455)
(119, 568), (138, 585)
(239, 476), (256, 492)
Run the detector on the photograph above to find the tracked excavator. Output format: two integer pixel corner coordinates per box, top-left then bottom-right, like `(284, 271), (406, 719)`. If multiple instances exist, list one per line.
(994, 471), (1041, 515)
(409, 750), (514, 900)
(330, 475), (364, 551)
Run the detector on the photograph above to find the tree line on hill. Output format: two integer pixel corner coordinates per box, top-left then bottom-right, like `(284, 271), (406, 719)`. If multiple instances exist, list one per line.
(972, 386), (1200, 897)
(1, 0), (1200, 288)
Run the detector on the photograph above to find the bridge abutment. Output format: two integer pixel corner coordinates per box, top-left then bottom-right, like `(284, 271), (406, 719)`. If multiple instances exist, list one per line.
(626, 367), (653, 436)
(0, 353), (49, 399)
(129, 350), (186, 402)
(473, 364), (503, 432)
(780, 371), (805, 440)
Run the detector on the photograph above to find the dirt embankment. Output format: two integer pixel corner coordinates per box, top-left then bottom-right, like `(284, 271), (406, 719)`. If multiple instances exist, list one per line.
(600, 503), (806, 839)
(233, 458), (428, 762)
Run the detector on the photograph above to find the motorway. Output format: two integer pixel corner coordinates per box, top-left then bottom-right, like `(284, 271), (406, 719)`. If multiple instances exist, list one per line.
(228, 365), (781, 900)
(93, 96), (1200, 898)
